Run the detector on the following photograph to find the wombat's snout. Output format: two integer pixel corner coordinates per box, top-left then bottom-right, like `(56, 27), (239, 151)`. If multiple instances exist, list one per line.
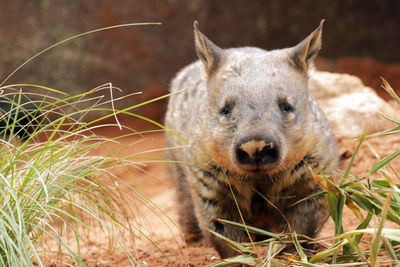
(235, 137), (279, 166)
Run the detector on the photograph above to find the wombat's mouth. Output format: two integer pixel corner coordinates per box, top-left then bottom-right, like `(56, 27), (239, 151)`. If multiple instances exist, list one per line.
(236, 162), (283, 176)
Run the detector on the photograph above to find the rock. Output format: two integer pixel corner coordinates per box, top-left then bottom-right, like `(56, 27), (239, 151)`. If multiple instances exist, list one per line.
(309, 71), (395, 138)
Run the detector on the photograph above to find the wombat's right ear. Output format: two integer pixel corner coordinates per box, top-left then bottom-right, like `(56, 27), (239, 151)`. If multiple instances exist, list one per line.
(289, 20), (324, 72)
(194, 21), (224, 77)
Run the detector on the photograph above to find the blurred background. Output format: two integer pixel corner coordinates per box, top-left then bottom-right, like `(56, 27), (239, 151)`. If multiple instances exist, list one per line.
(0, 0), (399, 129)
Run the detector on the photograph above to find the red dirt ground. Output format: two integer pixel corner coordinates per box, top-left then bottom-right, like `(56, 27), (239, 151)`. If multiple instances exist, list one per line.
(44, 101), (400, 267)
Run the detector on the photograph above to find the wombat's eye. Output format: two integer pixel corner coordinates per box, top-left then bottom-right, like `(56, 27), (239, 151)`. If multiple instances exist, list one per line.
(219, 104), (232, 116)
(279, 102), (294, 113)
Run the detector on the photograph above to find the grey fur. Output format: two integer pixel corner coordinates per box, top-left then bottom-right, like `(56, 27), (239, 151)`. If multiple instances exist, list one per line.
(165, 21), (338, 258)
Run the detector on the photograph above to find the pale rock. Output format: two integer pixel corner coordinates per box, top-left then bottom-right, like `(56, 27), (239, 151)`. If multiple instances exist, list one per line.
(309, 71), (395, 138)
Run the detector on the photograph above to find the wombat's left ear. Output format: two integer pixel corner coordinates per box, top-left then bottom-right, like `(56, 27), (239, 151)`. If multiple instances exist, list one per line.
(290, 20), (324, 72)
(193, 21), (224, 77)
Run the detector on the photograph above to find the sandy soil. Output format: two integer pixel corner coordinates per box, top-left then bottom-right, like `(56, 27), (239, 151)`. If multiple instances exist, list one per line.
(44, 102), (400, 267)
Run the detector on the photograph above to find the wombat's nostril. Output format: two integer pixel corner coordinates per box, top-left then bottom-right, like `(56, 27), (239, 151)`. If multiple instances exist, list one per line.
(236, 138), (279, 165)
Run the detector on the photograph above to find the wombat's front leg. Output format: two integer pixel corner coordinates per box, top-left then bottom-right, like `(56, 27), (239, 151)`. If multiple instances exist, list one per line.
(197, 202), (249, 258)
(285, 193), (328, 242)
(189, 175), (250, 259)
(166, 159), (203, 242)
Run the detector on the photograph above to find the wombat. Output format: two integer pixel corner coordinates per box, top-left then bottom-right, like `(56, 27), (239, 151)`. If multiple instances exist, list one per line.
(165, 20), (338, 258)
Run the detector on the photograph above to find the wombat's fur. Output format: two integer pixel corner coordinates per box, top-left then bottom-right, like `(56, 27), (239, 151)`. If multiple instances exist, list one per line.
(165, 20), (338, 258)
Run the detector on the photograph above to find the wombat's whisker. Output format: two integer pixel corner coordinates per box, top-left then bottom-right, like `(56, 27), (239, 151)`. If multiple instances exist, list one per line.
(254, 53), (271, 60)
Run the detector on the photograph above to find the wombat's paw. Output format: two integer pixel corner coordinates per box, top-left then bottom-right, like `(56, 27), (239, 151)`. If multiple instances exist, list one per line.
(184, 232), (203, 243)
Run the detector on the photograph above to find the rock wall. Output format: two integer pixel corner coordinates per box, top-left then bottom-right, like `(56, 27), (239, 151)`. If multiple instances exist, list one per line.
(0, 1), (398, 123)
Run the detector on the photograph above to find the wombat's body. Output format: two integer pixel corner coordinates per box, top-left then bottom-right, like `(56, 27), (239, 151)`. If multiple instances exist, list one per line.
(165, 21), (338, 258)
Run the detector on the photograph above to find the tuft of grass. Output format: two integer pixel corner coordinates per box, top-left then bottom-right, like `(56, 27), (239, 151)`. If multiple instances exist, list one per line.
(208, 80), (400, 266)
(0, 85), (180, 266)
(0, 21), (189, 266)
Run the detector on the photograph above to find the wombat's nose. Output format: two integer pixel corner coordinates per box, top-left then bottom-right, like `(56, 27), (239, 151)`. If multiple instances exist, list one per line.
(235, 138), (279, 165)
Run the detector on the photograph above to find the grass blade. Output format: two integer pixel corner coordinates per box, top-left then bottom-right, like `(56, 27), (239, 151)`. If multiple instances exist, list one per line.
(309, 239), (348, 263)
(214, 218), (281, 239)
(383, 237), (400, 266)
(381, 77), (400, 105)
(341, 128), (369, 185)
(370, 150), (400, 175)
(207, 255), (257, 267)
(208, 230), (256, 257)
(292, 232), (307, 263)
(370, 191), (393, 266)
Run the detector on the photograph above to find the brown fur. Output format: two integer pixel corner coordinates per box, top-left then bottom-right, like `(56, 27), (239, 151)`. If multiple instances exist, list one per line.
(165, 20), (338, 259)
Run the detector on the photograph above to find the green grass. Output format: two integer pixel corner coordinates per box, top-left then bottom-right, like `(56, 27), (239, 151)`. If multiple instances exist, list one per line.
(208, 79), (400, 266)
(0, 85), (180, 266)
(0, 22), (180, 266)
(1, 88), (126, 266)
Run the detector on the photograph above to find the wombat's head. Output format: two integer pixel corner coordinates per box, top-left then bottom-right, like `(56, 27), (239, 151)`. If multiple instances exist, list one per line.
(194, 21), (324, 176)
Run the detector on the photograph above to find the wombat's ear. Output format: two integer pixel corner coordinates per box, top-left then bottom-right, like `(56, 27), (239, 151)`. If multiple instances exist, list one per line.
(290, 20), (324, 72)
(193, 21), (224, 77)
